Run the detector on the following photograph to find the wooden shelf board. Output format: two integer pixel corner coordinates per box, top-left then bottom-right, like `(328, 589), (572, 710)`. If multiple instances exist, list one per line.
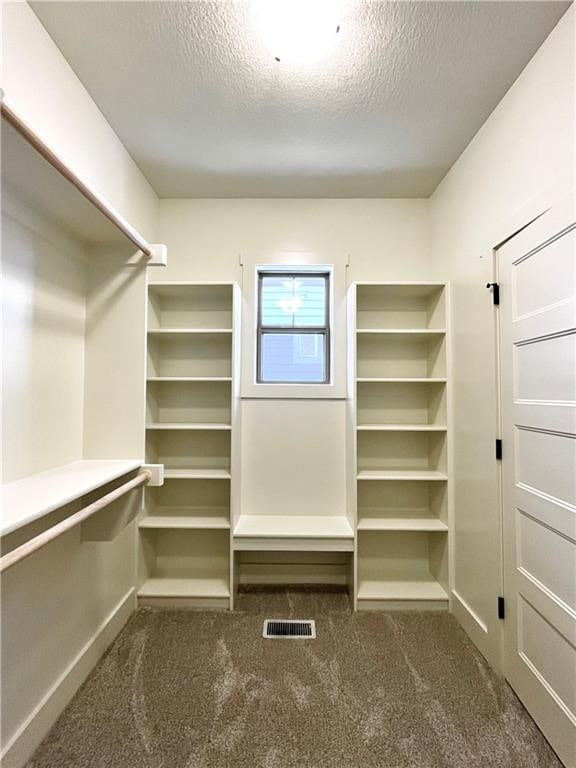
(147, 329), (232, 335)
(138, 577), (230, 599)
(356, 378), (447, 383)
(163, 469), (231, 480)
(356, 329), (446, 336)
(234, 515), (354, 539)
(147, 377), (232, 382)
(1, 459), (141, 537)
(149, 281), (236, 287)
(358, 511), (448, 532)
(139, 508), (230, 529)
(357, 470), (448, 481)
(357, 424), (447, 432)
(357, 579), (449, 602)
(146, 423), (232, 431)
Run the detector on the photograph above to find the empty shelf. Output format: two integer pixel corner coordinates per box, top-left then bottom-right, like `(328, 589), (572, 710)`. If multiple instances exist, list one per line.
(235, 515), (353, 538)
(234, 515), (354, 551)
(147, 329), (232, 335)
(357, 579), (448, 602)
(163, 469), (231, 480)
(146, 423), (232, 430)
(357, 424), (447, 431)
(357, 470), (448, 481)
(139, 508), (230, 529)
(356, 378), (447, 383)
(358, 512), (448, 532)
(138, 577), (230, 599)
(1, 459), (141, 536)
(356, 329), (446, 337)
(147, 377), (232, 382)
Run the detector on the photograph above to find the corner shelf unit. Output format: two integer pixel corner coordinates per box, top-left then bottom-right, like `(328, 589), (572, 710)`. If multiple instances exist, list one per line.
(350, 283), (451, 611)
(138, 282), (240, 609)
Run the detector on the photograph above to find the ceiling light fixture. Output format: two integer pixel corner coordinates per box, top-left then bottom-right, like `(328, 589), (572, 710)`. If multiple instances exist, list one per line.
(253, 0), (343, 65)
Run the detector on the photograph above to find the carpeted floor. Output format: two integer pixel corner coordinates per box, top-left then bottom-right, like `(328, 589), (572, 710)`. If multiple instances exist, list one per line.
(27, 586), (562, 768)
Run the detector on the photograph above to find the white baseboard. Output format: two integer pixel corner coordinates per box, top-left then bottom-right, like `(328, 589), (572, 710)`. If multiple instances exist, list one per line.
(1, 588), (136, 768)
(451, 588), (503, 673)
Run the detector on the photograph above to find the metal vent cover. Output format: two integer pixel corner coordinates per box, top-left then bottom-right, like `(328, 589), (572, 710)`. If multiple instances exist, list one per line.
(263, 619), (316, 639)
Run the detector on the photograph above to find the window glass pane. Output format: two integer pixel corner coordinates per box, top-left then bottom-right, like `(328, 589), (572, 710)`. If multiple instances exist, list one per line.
(260, 275), (326, 328)
(260, 333), (326, 383)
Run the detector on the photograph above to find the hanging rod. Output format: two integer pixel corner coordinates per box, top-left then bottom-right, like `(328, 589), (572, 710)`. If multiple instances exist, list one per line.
(1, 98), (154, 259)
(0, 470), (151, 574)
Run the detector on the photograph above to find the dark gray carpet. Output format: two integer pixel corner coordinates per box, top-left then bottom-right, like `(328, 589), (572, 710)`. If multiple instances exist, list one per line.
(27, 586), (562, 768)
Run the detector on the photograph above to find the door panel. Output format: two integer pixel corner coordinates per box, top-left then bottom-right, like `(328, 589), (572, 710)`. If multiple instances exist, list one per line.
(499, 196), (576, 768)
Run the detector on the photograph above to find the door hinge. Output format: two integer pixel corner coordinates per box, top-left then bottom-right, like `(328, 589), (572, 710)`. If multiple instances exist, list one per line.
(495, 438), (503, 460)
(498, 596), (505, 620)
(486, 282), (500, 305)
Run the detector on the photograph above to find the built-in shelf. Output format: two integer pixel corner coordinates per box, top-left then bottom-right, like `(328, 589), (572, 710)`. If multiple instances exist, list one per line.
(357, 512), (448, 532)
(148, 328), (232, 335)
(1, 459), (141, 536)
(357, 470), (448, 481)
(235, 515), (353, 539)
(146, 423), (232, 431)
(138, 577), (230, 599)
(357, 424), (447, 432)
(356, 378), (447, 383)
(147, 377), (233, 382)
(139, 508), (230, 529)
(357, 579), (448, 602)
(356, 329), (446, 336)
(352, 282), (450, 612)
(142, 282), (237, 609)
(163, 469), (231, 480)
(234, 515), (354, 552)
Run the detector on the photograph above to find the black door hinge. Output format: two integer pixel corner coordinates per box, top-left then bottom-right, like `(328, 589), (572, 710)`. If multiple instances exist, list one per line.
(498, 596), (505, 620)
(486, 282), (500, 305)
(495, 439), (503, 460)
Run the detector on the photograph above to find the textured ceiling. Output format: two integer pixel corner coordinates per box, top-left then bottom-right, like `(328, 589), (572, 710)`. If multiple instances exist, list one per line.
(31, 1), (570, 198)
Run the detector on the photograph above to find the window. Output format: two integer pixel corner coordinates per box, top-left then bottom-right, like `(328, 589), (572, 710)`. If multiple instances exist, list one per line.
(257, 271), (330, 384)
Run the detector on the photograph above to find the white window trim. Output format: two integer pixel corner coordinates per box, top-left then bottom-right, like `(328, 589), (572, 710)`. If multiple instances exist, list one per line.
(240, 252), (348, 399)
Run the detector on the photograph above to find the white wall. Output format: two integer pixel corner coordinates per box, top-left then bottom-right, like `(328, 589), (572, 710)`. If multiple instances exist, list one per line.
(155, 199), (429, 284)
(429, 5), (575, 670)
(1, 196), (87, 483)
(156, 199), (429, 582)
(1, 0), (158, 239)
(1, 4), (156, 764)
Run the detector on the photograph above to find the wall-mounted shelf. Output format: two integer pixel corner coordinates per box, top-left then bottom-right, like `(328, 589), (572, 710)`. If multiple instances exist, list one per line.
(351, 283), (451, 611)
(1, 459), (141, 536)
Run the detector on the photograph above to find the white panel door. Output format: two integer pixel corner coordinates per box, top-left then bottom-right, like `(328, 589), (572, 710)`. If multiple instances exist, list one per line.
(498, 197), (576, 768)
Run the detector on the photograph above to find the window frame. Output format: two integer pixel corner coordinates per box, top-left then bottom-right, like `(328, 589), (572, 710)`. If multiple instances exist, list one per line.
(256, 270), (331, 385)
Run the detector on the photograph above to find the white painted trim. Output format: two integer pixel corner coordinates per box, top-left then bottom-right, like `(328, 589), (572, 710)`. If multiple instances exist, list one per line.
(452, 589), (488, 634)
(1, 589), (136, 768)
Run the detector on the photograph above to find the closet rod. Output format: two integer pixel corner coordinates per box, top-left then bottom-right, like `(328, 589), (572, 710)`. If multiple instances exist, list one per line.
(1, 99), (154, 258)
(0, 470), (151, 574)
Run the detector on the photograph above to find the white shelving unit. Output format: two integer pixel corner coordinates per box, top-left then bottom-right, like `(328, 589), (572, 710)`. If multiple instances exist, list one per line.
(138, 282), (241, 609)
(351, 283), (451, 611)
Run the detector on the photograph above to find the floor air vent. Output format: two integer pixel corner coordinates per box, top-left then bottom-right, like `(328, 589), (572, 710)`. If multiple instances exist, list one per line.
(263, 619), (316, 639)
